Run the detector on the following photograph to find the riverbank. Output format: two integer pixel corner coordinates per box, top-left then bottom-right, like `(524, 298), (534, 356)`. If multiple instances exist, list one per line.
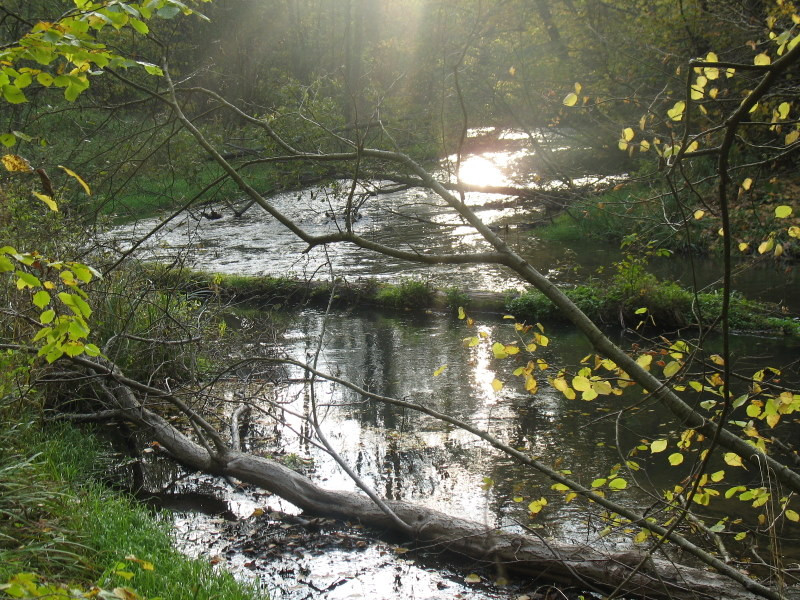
(146, 264), (800, 337)
(0, 384), (263, 600)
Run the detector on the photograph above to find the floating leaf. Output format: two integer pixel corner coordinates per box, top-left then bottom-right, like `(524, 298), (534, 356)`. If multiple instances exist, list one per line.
(668, 453), (684, 466)
(775, 205), (793, 218)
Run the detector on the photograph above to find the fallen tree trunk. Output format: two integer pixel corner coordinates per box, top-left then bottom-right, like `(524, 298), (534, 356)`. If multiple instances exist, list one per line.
(78, 363), (793, 600)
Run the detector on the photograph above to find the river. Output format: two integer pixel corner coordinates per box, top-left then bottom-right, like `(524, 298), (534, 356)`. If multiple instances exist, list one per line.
(116, 131), (800, 598)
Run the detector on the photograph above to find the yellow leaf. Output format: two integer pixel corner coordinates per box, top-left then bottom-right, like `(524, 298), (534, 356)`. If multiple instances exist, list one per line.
(622, 127), (634, 141)
(758, 238), (774, 254)
(742, 177), (753, 190)
(574, 82), (582, 94)
(1, 153), (33, 172)
(639, 139), (650, 152)
(788, 226), (800, 238)
(565, 492), (577, 502)
(724, 453), (744, 467)
(786, 129), (800, 145)
(710, 354), (724, 366)
(754, 52), (771, 66)
(778, 102), (791, 120)
(551, 483), (570, 491)
(636, 354), (652, 369)
(668, 453), (684, 466)
(775, 205), (793, 218)
(650, 439), (668, 453)
(663, 361), (682, 377)
(711, 470), (725, 482)
(693, 209), (705, 220)
(686, 140), (699, 153)
(786, 509), (800, 522)
(492, 342), (508, 359)
(58, 165), (91, 195)
(33, 192), (58, 211)
(563, 92), (578, 107)
(766, 413), (780, 428)
(572, 375), (592, 392)
(457, 306), (466, 319)
(528, 497), (547, 513)
(433, 364), (447, 377)
(464, 573), (482, 583)
(739, 242), (750, 252)
(667, 101), (685, 121)
(491, 378), (503, 392)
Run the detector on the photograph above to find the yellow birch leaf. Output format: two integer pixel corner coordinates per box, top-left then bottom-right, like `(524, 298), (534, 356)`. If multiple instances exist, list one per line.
(786, 129), (800, 145)
(651, 439), (668, 453)
(758, 238), (774, 254)
(742, 177), (753, 190)
(663, 361), (682, 377)
(786, 509), (800, 522)
(1, 153), (33, 172)
(622, 127), (634, 141)
(572, 375), (592, 392)
(775, 205), (793, 218)
(58, 165), (91, 195)
(491, 378), (504, 392)
(724, 453), (744, 467)
(754, 53), (771, 65)
(33, 192), (58, 211)
(694, 209), (705, 219)
(739, 242), (750, 252)
(639, 139), (650, 152)
(766, 413), (780, 428)
(788, 226), (800, 238)
(563, 92), (578, 107)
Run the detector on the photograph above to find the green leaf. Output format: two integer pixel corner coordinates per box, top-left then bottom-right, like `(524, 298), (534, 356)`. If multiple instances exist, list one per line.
(591, 478), (607, 488)
(85, 343), (101, 357)
(608, 478), (627, 490)
(33, 290), (51, 308)
(0, 133), (16, 147)
(663, 361), (682, 377)
(16, 270), (41, 289)
(650, 439), (668, 453)
(40, 309), (56, 324)
(786, 509), (800, 522)
(775, 205), (793, 219)
(2, 84), (27, 104)
(668, 453), (684, 466)
(563, 92), (578, 107)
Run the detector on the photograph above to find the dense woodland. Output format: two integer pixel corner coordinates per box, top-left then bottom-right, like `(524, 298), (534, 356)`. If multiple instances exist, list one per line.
(2, 1), (800, 599)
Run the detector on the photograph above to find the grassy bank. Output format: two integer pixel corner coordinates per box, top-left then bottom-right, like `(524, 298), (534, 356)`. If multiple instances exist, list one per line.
(0, 366), (262, 600)
(142, 264), (800, 337)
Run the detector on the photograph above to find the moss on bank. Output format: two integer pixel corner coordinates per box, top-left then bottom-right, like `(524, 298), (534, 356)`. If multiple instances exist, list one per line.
(142, 264), (800, 337)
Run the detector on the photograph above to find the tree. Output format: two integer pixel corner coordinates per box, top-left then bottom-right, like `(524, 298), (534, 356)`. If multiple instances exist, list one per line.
(3, 2), (800, 599)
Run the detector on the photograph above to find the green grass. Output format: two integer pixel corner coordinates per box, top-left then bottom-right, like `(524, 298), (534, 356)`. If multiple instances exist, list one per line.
(0, 390), (263, 600)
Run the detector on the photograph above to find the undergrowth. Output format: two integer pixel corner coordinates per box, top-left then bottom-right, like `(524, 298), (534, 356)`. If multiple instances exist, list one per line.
(0, 353), (263, 600)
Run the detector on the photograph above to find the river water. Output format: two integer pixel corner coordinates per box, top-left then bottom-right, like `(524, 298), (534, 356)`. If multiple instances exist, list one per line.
(117, 133), (800, 598)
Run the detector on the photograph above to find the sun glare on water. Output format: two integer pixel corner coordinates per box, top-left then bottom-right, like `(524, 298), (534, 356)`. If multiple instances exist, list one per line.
(457, 154), (509, 187)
